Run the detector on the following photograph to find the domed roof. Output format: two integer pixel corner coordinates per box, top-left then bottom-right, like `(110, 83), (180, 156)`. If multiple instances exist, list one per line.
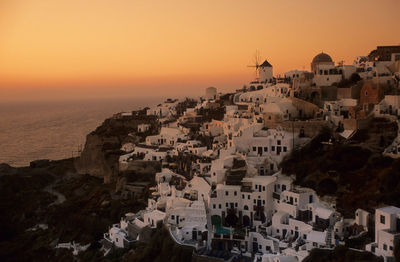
(312, 52), (333, 64)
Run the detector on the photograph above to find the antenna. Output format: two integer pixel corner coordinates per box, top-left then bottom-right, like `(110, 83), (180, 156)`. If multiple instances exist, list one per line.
(247, 50), (262, 81)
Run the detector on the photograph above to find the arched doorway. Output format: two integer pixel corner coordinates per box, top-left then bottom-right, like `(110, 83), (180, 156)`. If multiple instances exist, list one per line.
(225, 209), (238, 227)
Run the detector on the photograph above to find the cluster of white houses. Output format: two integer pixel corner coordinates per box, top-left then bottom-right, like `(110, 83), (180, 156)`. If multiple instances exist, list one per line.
(103, 46), (400, 261)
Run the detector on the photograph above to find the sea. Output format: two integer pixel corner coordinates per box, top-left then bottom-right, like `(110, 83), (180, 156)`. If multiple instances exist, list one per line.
(0, 97), (163, 167)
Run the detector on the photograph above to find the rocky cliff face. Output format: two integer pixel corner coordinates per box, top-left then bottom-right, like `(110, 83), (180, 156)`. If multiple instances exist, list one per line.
(74, 112), (159, 183)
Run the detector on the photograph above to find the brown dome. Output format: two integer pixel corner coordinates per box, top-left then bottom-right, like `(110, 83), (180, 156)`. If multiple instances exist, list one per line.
(312, 52), (333, 64)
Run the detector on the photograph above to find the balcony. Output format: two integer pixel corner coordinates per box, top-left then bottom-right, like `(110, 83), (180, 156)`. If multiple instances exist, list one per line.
(272, 192), (280, 200)
(241, 186), (253, 193)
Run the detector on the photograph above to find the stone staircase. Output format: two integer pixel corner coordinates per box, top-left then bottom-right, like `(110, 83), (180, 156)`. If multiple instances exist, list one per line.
(326, 227), (333, 246)
(272, 240), (280, 253)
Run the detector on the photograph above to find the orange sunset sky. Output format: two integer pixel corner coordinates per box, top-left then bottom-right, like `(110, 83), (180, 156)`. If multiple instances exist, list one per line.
(0, 0), (399, 102)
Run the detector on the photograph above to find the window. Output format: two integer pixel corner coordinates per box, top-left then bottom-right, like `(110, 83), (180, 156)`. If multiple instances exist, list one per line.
(253, 199), (256, 204)
(277, 229), (280, 233)
(219, 204), (221, 209)
(248, 195), (250, 200)
(225, 191), (229, 196)
(283, 147), (287, 152)
(242, 194), (245, 199)
(263, 186), (265, 191)
(213, 204), (216, 209)
(380, 215), (386, 224)
(253, 147), (257, 151)
(390, 246), (393, 251)
(171, 215), (175, 219)
(226, 203), (228, 207)
(234, 191), (237, 196)
(235, 203), (238, 207)
(264, 147), (268, 152)
(244, 205), (249, 210)
(277, 140), (281, 145)
(263, 200), (265, 204)
(383, 244), (387, 251)
(255, 185), (258, 189)
(271, 146), (275, 151)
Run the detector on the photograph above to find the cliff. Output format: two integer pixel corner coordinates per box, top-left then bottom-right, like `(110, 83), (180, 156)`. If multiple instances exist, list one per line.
(74, 111), (159, 183)
(281, 117), (400, 218)
(0, 157), (155, 261)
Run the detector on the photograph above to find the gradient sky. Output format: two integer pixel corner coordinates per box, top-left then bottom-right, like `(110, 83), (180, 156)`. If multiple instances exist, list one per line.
(1, 0), (399, 102)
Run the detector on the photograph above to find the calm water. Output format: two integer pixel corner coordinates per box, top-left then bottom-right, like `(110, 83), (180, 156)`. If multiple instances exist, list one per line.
(0, 97), (162, 167)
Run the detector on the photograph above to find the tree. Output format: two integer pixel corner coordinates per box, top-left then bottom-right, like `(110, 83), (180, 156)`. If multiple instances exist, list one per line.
(350, 73), (361, 83)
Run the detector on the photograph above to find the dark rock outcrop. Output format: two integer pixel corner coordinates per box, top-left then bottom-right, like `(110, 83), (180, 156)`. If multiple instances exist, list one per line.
(74, 112), (159, 183)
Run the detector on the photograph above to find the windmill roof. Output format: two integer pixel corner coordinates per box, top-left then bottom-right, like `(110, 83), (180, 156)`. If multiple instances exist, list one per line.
(260, 60), (272, 67)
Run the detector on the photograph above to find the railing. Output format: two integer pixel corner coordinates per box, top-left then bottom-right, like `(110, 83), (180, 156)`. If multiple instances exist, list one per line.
(272, 192), (280, 200)
(241, 187), (253, 193)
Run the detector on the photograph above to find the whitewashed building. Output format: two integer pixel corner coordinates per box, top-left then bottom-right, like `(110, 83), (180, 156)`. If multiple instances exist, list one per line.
(366, 206), (400, 260)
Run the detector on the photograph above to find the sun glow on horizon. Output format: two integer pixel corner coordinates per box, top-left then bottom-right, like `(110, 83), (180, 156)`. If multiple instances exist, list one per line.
(1, 0), (399, 101)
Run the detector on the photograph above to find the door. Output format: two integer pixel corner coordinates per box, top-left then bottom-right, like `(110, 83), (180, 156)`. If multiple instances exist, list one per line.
(258, 147), (263, 156)
(243, 216), (250, 227)
(176, 215), (179, 225)
(259, 166), (264, 176)
(192, 230), (197, 240)
(283, 229), (287, 238)
(253, 242), (258, 253)
(277, 146), (281, 155)
(397, 218), (400, 232)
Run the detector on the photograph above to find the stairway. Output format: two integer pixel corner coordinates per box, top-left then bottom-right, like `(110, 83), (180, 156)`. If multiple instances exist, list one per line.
(273, 240), (279, 254)
(326, 227), (333, 246)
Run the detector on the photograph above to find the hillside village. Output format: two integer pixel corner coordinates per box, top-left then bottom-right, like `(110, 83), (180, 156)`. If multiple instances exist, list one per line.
(97, 46), (400, 262)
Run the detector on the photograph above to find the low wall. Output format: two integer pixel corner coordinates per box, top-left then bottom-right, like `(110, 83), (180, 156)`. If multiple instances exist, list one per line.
(264, 120), (328, 138)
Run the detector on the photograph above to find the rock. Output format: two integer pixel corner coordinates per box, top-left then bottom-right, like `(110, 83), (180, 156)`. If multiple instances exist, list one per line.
(101, 200), (110, 207)
(115, 177), (127, 192)
(74, 114), (159, 184)
(30, 159), (51, 168)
